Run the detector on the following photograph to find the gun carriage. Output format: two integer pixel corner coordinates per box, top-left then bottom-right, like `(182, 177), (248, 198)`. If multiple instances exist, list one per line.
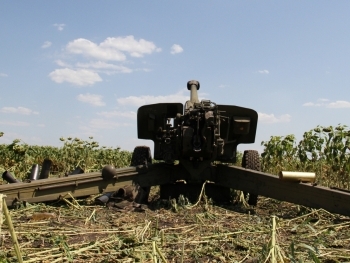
(1, 80), (350, 217)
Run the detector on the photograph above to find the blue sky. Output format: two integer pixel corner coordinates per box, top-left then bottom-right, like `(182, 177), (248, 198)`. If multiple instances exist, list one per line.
(1, 1), (350, 153)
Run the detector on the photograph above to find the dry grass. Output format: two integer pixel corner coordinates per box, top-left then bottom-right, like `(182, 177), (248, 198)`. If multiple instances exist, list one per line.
(1, 188), (350, 263)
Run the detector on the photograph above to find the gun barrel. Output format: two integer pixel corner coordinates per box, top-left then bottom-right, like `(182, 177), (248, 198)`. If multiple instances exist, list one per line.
(187, 80), (200, 104)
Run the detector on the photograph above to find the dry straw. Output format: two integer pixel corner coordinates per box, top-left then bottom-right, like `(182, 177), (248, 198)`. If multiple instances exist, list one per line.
(0, 194), (3, 235)
(263, 216), (286, 263)
(0, 195), (349, 261)
(2, 196), (23, 263)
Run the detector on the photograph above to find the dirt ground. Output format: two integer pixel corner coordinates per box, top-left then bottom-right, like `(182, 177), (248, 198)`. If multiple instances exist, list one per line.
(1, 188), (350, 263)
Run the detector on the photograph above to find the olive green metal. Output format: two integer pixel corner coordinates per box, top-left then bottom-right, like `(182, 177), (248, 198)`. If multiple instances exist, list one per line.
(186, 80), (200, 110)
(215, 165), (350, 216)
(1, 162), (350, 216)
(0, 166), (147, 207)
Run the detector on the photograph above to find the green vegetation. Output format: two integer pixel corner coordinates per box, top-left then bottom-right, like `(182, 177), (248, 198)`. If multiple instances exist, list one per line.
(0, 134), (131, 181)
(261, 124), (350, 189)
(1, 124), (350, 190)
(1, 126), (350, 262)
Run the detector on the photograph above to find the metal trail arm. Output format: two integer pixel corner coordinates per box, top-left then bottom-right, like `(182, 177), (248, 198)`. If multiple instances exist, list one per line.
(0, 164), (176, 207)
(1, 163), (350, 217)
(215, 165), (350, 216)
(133, 163), (350, 216)
(134, 163), (350, 216)
(0, 167), (144, 206)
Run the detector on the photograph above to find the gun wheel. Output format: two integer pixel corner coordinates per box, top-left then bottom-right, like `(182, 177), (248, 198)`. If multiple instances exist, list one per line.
(130, 146), (152, 204)
(131, 146), (152, 166)
(242, 150), (261, 206)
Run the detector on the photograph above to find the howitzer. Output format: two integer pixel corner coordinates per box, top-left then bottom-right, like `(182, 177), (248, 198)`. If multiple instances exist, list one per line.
(132, 79), (350, 214)
(1, 80), (350, 217)
(135, 80), (259, 204)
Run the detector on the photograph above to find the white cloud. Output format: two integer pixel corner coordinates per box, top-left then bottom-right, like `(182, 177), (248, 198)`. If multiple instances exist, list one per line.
(0, 107), (39, 115)
(50, 36), (160, 86)
(303, 99), (350, 108)
(258, 70), (269, 74)
(0, 121), (30, 126)
(303, 102), (321, 107)
(0, 132), (42, 145)
(88, 119), (130, 129)
(116, 89), (209, 108)
(76, 61), (132, 73)
(49, 68), (102, 86)
(97, 110), (136, 119)
(170, 44), (183, 54)
(53, 23), (65, 31)
(37, 124), (46, 127)
(55, 60), (72, 68)
(77, 93), (105, 106)
(0, 73), (8, 77)
(101, 36), (162, 57)
(139, 68), (153, 73)
(328, 100), (350, 108)
(318, 98), (329, 102)
(258, 112), (291, 123)
(42, 41), (52, 48)
(117, 89), (194, 107)
(67, 38), (126, 61)
(66, 36), (161, 61)
(54, 60), (132, 75)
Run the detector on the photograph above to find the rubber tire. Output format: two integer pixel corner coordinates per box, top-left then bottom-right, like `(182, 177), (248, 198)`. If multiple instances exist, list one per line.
(241, 150), (261, 206)
(130, 146), (152, 166)
(130, 146), (152, 204)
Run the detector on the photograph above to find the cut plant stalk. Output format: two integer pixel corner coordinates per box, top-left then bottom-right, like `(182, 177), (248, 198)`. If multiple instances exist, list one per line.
(0, 194), (2, 229)
(2, 197), (23, 263)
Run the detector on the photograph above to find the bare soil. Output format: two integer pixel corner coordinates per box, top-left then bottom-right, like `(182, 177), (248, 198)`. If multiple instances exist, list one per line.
(1, 189), (350, 263)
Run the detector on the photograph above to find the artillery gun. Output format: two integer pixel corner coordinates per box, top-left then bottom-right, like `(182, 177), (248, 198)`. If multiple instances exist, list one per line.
(135, 80), (259, 204)
(1, 80), (350, 217)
